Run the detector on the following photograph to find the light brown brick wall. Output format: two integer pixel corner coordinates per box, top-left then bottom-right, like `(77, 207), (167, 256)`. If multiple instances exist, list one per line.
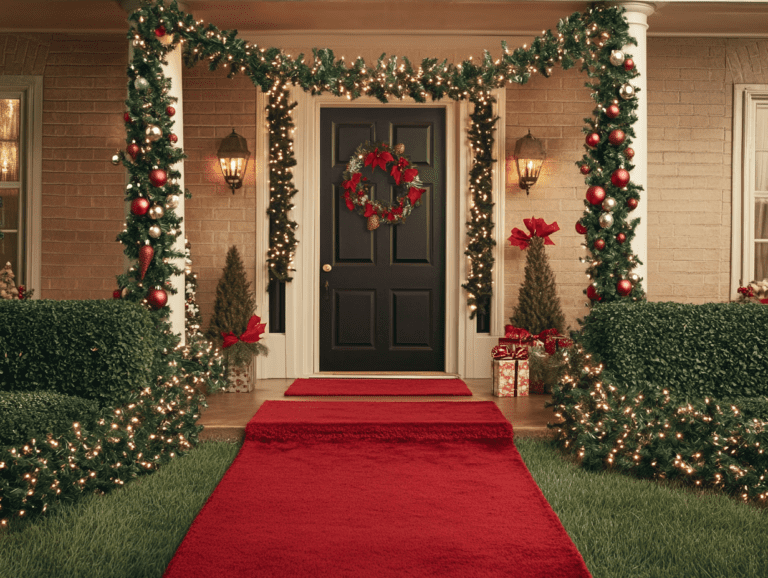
(4, 32), (767, 333)
(182, 66), (259, 330)
(504, 37), (768, 330)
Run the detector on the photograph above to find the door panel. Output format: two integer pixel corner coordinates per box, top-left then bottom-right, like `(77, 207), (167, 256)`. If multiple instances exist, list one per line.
(320, 107), (445, 372)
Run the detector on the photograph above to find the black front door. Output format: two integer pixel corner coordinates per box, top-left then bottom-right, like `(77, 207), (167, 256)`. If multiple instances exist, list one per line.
(319, 107), (446, 372)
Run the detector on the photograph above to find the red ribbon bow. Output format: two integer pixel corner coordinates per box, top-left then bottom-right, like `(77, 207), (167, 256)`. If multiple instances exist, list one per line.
(492, 345), (529, 360)
(504, 325), (560, 344)
(221, 315), (266, 348)
(508, 217), (560, 250)
(365, 148), (394, 172)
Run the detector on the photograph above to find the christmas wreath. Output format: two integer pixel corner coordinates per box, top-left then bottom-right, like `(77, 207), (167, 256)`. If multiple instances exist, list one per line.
(341, 141), (426, 229)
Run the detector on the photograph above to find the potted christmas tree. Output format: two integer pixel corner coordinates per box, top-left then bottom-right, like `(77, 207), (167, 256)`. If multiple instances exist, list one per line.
(207, 246), (267, 392)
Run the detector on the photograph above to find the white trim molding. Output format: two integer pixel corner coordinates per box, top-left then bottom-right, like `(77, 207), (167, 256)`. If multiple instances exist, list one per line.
(731, 84), (768, 298)
(258, 88), (506, 379)
(0, 76), (43, 296)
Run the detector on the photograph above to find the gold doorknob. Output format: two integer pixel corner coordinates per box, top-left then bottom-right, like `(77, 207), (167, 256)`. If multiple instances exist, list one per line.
(322, 264), (332, 272)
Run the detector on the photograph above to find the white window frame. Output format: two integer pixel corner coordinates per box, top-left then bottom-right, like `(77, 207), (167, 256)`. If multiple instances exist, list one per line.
(0, 76), (42, 294)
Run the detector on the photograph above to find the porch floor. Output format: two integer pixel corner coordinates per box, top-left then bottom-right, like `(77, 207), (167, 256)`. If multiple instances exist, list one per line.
(198, 378), (557, 441)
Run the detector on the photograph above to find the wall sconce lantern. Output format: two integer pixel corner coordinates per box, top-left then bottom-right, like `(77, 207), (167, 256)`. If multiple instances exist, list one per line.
(512, 130), (546, 195)
(217, 128), (250, 194)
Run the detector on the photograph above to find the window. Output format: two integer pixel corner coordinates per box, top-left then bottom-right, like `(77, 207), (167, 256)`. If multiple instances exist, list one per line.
(0, 77), (42, 293)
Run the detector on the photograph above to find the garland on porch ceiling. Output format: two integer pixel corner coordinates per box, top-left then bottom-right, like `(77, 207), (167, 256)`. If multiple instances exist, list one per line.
(119, 0), (644, 319)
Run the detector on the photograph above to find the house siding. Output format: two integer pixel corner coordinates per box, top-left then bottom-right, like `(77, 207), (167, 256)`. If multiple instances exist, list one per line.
(1, 32), (765, 333)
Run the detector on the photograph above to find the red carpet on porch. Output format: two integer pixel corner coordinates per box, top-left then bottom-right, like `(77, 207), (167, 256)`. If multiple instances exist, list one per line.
(164, 401), (591, 578)
(283, 377), (473, 396)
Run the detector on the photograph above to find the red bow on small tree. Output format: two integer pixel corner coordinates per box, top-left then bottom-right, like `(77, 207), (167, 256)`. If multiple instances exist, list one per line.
(222, 315), (266, 348)
(508, 216), (560, 250)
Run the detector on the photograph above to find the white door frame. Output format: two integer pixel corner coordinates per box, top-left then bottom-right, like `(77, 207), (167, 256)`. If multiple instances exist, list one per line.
(257, 89), (506, 379)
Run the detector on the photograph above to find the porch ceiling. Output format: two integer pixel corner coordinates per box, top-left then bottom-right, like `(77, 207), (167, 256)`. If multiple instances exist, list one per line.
(2, 1), (768, 37)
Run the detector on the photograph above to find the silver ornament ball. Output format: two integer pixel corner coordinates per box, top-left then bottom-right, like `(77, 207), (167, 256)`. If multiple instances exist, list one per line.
(619, 83), (636, 100)
(598, 212), (615, 229)
(165, 194), (180, 209)
(601, 197), (617, 212)
(148, 224), (162, 239)
(629, 273), (640, 283)
(134, 76), (149, 91)
(145, 124), (163, 142)
(111, 153), (121, 166)
(609, 50), (625, 67)
(148, 204), (165, 220)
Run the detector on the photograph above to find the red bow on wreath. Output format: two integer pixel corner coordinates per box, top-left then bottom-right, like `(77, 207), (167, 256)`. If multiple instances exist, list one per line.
(391, 158), (418, 185)
(365, 147), (394, 171)
(509, 216), (560, 250)
(221, 315), (266, 348)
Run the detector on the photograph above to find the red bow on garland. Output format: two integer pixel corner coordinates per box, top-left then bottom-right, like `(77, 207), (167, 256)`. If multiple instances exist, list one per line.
(221, 315), (266, 348)
(508, 217), (560, 250)
(365, 147), (394, 171)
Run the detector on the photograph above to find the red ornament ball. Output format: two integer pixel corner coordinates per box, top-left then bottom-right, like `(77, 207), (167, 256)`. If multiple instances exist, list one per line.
(130, 197), (150, 216)
(576, 221), (588, 235)
(166, 106), (175, 117)
(608, 129), (626, 146)
(169, 133), (178, 144)
(123, 112), (132, 124)
(154, 25), (167, 38)
(586, 285), (601, 301)
(149, 168), (167, 188)
(617, 279), (633, 296)
(616, 232), (627, 244)
(627, 197), (638, 210)
(611, 168), (630, 188)
(606, 104), (620, 119)
(624, 58), (635, 72)
(113, 289), (121, 299)
(586, 185), (606, 205)
(147, 288), (168, 310)
(127, 143), (140, 160)
(624, 147), (635, 159)
(580, 164), (591, 175)
(593, 238), (606, 251)
(586, 132), (601, 148)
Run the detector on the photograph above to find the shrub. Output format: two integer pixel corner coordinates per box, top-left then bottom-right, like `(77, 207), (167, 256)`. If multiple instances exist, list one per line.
(551, 331), (768, 502)
(0, 391), (99, 447)
(0, 300), (159, 405)
(579, 302), (768, 398)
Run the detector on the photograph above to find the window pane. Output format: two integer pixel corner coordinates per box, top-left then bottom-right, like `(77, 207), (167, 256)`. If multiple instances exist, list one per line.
(755, 243), (768, 281)
(755, 198), (768, 240)
(0, 188), (19, 230)
(0, 99), (20, 182)
(0, 232), (19, 287)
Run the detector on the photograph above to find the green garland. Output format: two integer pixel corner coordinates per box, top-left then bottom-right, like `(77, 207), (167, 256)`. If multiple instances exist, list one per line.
(120, 0), (643, 318)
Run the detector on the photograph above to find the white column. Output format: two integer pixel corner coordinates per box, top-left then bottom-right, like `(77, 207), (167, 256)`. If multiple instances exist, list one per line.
(619, 1), (655, 292)
(122, 0), (187, 343)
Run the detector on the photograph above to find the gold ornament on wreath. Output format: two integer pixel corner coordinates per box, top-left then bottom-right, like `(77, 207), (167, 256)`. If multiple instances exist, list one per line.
(341, 141), (427, 230)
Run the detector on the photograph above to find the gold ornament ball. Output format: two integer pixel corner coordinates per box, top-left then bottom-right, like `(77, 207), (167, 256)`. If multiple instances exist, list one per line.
(629, 273), (640, 283)
(134, 76), (149, 91)
(598, 212), (615, 229)
(111, 153), (121, 165)
(609, 50), (625, 66)
(145, 124), (163, 142)
(165, 194), (180, 209)
(619, 83), (636, 100)
(148, 224), (162, 239)
(601, 197), (617, 212)
(148, 204), (165, 220)
(393, 143), (405, 155)
(367, 214), (380, 230)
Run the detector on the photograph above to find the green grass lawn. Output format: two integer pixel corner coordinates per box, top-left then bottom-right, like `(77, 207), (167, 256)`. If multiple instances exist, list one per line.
(1, 437), (765, 578)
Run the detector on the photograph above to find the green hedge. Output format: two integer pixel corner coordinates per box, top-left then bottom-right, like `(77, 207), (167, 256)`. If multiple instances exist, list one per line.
(579, 302), (768, 398)
(0, 300), (159, 405)
(0, 391), (99, 447)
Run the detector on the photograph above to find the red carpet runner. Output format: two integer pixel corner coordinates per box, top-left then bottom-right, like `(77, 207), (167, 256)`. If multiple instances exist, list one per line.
(284, 377), (473, 396)
(164, 402), (591, 578)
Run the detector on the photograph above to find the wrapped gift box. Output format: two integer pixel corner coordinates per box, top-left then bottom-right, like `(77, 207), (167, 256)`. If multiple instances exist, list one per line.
(491, 345), (529, 397)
